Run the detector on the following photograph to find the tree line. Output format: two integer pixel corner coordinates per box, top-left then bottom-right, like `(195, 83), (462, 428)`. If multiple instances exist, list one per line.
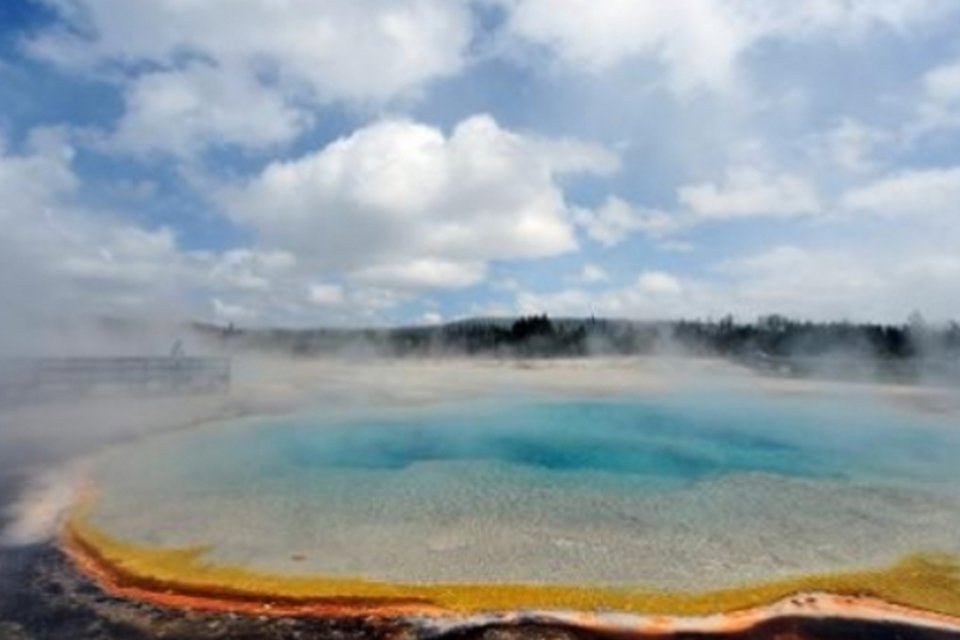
(196, 313), (960, 368)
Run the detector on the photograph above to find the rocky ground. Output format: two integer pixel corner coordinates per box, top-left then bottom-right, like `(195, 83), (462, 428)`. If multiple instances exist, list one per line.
(0, 541), (412, 640)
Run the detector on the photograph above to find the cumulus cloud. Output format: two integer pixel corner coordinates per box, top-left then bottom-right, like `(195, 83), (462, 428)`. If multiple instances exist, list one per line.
(212, 298), (256, 323)
(208, 249), (297, 293)
(575, 197), (681, 246)
(804, 118), (889, 175)
(108, 62), (312, 157)
(0, 115), (620, 331)
(0, 130), (409, 335)
(222, 114), (617, 289)
(637, 271), (684, 295)
(841, 166), (960, 217)
(307, 284), (346, 308)
(0, 131), (77, 213)
(572, 166), (824, 247)
(419, 311), (444, 325)
(500, 0), (957, 92)
(523, 146), (960, 324)
(678, 166), (821, 219)
(10, 0), (960, 328)
(571, 264), (609, 285)
(353, 260), (487, 291)
(518, 269), (693, 319)
(910, 56), (960, 137)
(0, 135), (193, 349)
(713, 246), (960, 321)
(504, 0), (743, 90)
(31, 0), (472, 101)
(657, 240), (696, 254)
(515, 245), (960, 323)
(711, 246), (885, 318)
(746, 0), (957, 37)
(30, 0), (474, 155)
(14, 124), (956, 330)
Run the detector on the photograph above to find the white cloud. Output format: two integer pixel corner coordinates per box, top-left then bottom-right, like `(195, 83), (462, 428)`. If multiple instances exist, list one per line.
(517, 269), (691, 319)
(571, 166), (822, 246)
(212, 297), (256, 323)
(713, 246), (960, 321)
(911, 56), (960, 136)
(657, 240), (695, 254)
(711, 246), (886, 319)
(637, 271), (683, 295)
(32, 0), (472, 102)
(678, 166), (821, 219)
(745, 0), (956, 37)
(307, 284), (346, 307)
(208, 249), (296, 293)
(352, 259), (487, 291)
(572, 264), (609, 284)
(53, 225), (179, 289)
(222, 114), (617, 287)
(841, 166), (960, 216)
(575, 196), (680, 245)
(805, 118), (888, 174)
(0, 132), (421, 333)
(505, 0), (743, 90)
(13, 1), (960, 329)
(0, 137), (193, 339)
(15, 133), (950, 329)
(0, 131), (77, 215)
(501, 0), (956, 92)
(0, 117), (602, 329)
(515, 244), (960, 323)
(31, 0), (474, 155)
(108, 62), (312, 157)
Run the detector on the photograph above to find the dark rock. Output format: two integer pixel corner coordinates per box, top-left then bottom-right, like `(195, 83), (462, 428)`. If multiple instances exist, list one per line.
(0, 621), (33, 640)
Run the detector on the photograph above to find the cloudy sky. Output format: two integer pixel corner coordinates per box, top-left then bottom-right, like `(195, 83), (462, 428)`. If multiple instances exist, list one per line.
(2, 0), (960, 328)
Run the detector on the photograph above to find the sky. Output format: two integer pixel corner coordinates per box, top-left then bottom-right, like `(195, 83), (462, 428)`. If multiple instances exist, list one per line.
(1, 0), (960, 329)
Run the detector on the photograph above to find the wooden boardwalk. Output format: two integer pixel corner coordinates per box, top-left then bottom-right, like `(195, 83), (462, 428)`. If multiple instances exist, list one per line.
(0, 357), (231, 403)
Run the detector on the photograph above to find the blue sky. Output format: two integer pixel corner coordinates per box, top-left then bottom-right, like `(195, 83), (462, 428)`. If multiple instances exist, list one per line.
(2, 0), (960, 329)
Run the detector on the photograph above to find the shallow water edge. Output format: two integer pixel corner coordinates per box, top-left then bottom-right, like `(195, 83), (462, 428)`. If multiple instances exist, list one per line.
(5, 542), (960, 640)
(60, 503), (960, 637)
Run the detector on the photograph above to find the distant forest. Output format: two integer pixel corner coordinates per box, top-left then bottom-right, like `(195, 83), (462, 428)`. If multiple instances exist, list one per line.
(195, 314), (960, 381)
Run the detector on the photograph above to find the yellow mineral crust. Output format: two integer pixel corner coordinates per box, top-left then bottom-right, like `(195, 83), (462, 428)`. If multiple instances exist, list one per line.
(64, 503), (960, 618)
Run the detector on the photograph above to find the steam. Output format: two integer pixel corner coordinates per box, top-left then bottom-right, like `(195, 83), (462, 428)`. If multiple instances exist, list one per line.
(0, 314), (957, 553)
(0, 315), (215, 359)
(1, 465), (86, 546)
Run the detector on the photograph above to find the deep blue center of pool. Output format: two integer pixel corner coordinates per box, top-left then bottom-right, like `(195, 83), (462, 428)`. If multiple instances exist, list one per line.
(203, 392), (960, 489)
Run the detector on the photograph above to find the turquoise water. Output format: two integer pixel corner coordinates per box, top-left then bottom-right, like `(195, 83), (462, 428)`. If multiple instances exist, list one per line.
(88, 389), (960, 588)
(153, 391), (960, 488)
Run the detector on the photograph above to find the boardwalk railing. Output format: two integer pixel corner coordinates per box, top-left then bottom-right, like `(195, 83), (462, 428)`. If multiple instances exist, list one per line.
(0, 357), (231, 403)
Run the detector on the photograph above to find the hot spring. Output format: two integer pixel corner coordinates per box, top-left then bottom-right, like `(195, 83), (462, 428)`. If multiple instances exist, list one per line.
(66, 374), (960, 618)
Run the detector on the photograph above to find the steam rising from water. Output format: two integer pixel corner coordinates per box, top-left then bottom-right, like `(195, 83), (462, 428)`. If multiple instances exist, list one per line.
(1, 466), (86, 546)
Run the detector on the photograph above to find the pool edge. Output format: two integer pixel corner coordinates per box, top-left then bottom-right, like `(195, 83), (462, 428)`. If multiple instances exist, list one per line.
(61, 502), (960, 635)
